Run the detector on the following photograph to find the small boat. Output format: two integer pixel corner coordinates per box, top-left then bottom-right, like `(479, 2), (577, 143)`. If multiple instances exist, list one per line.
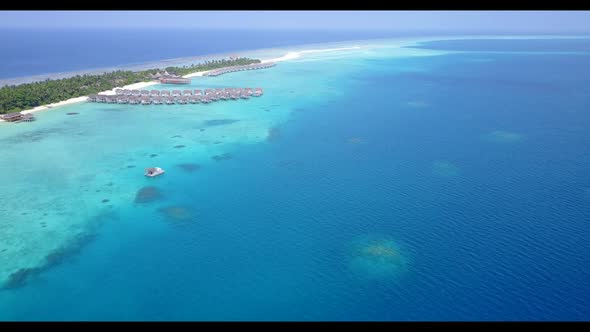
(145, 167), (165, 177)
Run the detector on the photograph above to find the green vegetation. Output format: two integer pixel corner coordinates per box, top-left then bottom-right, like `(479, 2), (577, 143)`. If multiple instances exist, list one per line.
(165, 58), (261, 76)
(0, 57), (260, 114)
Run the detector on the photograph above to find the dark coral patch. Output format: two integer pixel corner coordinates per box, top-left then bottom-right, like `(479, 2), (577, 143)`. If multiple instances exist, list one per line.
(174, 145), (186, 149)
(134, 186), (162, 204)
(267, 128), (281, 142)
(150, 154), (158, 158)
(158, 206), (193, 220)
(102, 199), (110, 203)
(66, 112), (79, 115)
(44, 232), (98, 268)
(200, 129), (206, 132)
(212, 153), (233, 161)
(171, 135), (183, 138)
(4, 268), (42, 289)
(127, 165), (136, 168)
(204, 119), (239, 127)
(177, 163), (201, 172)
(276, 159), (303, 170)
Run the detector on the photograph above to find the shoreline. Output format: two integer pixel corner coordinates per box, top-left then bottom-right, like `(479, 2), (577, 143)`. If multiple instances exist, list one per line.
(8, 45), (365, 119)
(5, 33), (584, 121)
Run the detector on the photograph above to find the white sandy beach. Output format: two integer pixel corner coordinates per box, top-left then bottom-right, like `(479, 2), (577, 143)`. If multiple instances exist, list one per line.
(7, 45), (366, 119)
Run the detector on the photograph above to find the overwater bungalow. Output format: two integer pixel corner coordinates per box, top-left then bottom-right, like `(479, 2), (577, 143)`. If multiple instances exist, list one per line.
(86, 86), (264, 105)
(115, 88), (123, 94)
(159, 77), (191, 84)
(1, 112), (24, 122)
(117, 96), (129, 104)
(20, 114), (36, 122)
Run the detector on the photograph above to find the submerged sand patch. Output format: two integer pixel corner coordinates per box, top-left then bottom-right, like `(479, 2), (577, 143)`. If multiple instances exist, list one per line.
(405, 100), (430, 108)
(484, 130), (523, 143)
(432, 160), (460, 177)
(347, 137), (366, 144)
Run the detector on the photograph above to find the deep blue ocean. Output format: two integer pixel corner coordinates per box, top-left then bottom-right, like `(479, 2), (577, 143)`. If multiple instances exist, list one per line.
(0, 36), (589, 320)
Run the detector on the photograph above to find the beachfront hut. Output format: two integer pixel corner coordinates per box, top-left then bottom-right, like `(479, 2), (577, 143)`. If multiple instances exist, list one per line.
(20, 114), (35, 122)
(128, 97), (138, 104)
(1, 112), (24, 122)
(115, 89), (123, 94)
(87, 95), (98, 102)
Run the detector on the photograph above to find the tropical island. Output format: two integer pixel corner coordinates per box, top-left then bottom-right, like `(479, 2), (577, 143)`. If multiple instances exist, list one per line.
(0, 57), (261, 114)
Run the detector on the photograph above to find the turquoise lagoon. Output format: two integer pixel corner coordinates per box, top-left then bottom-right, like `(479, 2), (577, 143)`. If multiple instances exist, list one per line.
(0, 37), (589, 320)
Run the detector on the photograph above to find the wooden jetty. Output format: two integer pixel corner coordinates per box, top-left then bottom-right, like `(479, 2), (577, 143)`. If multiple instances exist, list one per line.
(204, 62), (276, 77)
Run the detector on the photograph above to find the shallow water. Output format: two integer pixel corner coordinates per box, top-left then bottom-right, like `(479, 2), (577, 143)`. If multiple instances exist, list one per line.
(0, 37), (589, 320)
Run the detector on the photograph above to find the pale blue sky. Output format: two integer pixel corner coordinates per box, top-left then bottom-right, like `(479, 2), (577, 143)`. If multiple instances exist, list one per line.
(0, 11), (589, 32)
